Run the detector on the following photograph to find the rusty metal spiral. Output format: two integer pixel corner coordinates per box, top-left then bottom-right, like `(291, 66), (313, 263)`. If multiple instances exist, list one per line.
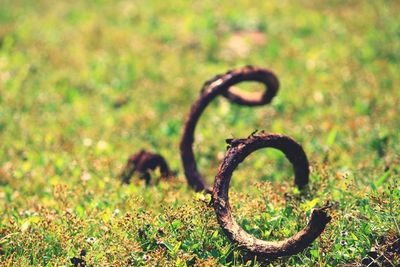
(180, 66), (280, 192)
(119, 150), (172, 185)
(212, 132), (331, 259)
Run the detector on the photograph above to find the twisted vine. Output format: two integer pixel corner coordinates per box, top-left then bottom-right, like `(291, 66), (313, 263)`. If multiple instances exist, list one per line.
(180, 66), (280, 192)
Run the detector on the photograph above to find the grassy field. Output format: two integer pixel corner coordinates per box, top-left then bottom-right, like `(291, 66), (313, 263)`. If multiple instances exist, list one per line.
(1, 0), (399, 266)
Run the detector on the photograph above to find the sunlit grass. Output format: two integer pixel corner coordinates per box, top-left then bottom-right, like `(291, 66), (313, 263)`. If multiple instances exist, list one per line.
(0, 0), (399, 266)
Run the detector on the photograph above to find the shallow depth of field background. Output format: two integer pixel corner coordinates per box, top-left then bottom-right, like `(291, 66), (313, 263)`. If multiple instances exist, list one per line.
(0, 0), (399, 266)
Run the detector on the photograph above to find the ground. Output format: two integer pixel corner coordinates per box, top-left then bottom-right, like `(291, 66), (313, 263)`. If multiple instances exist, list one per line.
(0, 0), (399, 266)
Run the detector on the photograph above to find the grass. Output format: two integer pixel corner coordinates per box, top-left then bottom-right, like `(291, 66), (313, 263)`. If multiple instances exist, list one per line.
(0, 0), (399, 266)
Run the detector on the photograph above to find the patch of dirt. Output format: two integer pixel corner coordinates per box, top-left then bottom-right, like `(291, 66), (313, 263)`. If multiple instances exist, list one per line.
(221, 31), (266, 59)
(361, 233), (400, 267)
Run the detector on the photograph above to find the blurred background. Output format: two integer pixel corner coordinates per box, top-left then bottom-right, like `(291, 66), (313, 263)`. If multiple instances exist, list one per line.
(0, 0), (399, 265)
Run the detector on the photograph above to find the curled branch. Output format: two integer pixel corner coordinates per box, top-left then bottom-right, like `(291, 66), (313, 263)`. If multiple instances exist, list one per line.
(212, 132), (331, 259)
(180, 66), (279, 192)
(119, 150), (171, 185)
